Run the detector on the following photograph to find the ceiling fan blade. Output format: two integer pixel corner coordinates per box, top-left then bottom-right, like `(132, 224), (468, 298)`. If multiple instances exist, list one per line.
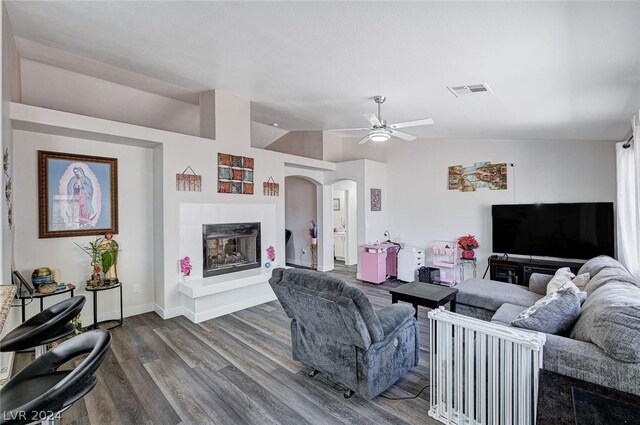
(389, 118), (434, 129)
(328, 127), (370, 132)
(389, 130), (417, 141)
(357, 135), (370, 145)
(363, 113), (381, 127)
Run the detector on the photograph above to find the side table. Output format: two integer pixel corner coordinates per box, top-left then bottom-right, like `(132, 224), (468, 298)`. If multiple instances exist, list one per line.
(459, 258), (477, 281)
(86, 282), (123, 330)
(18, 284), (76, 322)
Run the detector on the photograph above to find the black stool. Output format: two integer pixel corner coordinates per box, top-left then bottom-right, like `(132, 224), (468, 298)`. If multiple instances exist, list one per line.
(1, 296), (85, 357)
(0, 329), (112, 425)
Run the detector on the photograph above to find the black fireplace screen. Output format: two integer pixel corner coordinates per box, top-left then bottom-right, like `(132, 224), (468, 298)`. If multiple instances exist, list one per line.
(203, 222), (261, 277)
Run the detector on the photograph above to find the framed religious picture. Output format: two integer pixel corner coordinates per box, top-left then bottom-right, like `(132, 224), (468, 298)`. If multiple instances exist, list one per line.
(38, 151), (118, 238)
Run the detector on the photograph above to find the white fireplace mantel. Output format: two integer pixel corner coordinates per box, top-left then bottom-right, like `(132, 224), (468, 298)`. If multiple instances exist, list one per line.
(177, 202), (281, 323)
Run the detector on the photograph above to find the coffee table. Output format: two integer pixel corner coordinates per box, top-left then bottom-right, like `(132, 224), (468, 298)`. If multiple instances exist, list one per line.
(389, 282), (458, 319)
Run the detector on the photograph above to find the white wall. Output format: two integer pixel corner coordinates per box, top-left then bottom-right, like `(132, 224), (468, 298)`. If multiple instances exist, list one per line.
(285, 176), (317, 267)
(20, 59), (200, 136)
(13, 131), (155, 324)
(0, 3), (20, 376)
(374, 138), (617, 274)
(251, 121), (287, 149)
(322, 131), (343, 162)
(266, 131), (323, 160)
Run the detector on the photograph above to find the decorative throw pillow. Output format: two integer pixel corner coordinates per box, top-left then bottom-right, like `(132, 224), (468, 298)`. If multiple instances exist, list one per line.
(546, 267), (576, 295)
(511, 285), (582, 334)
(555, 279), (588, 303)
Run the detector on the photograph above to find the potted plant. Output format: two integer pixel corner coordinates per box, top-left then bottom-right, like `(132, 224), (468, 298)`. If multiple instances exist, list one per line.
(458, 234), (479, 259)
(309, 221), (318, 245)
(75, 237), (105, 287)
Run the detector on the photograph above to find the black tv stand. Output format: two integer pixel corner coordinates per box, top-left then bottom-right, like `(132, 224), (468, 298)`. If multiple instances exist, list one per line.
(488, 255), (585, 287)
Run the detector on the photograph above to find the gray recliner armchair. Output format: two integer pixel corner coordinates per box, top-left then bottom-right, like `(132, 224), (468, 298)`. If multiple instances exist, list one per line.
(269, 268), (419, 399)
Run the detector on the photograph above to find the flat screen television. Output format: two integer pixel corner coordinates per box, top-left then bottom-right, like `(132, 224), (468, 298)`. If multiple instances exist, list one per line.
(492, 202), (614, 259)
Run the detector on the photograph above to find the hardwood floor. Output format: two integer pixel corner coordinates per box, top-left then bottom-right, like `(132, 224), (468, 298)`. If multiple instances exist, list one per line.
(14, 266), (439, 425)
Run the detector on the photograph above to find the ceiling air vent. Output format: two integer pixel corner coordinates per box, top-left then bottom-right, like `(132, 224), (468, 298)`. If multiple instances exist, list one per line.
(447, 83), (493, 97)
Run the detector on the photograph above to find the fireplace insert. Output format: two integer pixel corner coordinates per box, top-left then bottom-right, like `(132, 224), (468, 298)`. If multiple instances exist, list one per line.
(202, 222), (261, 277)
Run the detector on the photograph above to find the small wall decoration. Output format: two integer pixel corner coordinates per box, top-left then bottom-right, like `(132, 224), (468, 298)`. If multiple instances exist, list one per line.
(176, 166), (202, 192)
(371, 188), (382, 211)
(38, 151), (118, 238)
(218, 153), (254, 194)
(263, 176), (279, 196)
(3, 148), (8, 175)
(4, 178), (11, 204)
(448, 162), (507, 192)
(4, 148), (11, 229)
(333, 198), (340, 211)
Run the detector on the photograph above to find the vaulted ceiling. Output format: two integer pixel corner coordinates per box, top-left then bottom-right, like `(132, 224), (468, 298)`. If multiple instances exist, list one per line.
(6, 1), (640, 141)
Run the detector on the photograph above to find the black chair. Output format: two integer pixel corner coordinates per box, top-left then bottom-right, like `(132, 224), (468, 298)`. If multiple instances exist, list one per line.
(0, 296), (85, 356)
(0, 329), (112, 425)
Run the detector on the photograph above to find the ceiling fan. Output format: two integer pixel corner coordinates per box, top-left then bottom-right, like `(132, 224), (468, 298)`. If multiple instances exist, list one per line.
(329, 96), (434, 144)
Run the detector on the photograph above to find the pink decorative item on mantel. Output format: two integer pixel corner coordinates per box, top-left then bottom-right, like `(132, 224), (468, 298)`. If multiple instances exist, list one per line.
(179, 256), (192, 276)
(266, 246), (276, 262)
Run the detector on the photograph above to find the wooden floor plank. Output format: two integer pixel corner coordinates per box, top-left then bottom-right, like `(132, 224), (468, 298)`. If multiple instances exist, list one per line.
(217, 365), (312, 425)
(119, 358), (182, 425)
(100, 350), (153, 425)
(154, 326), (231, 370)
(143, 358), (229, 424)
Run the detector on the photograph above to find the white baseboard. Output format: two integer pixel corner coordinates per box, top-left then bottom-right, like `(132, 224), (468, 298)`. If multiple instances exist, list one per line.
(154, 304), (183, 319)
(316, 265), (334, 272)
(185, 292), (277, 323)
(84, 303), (155, 326)
(125, 303), (155, 317)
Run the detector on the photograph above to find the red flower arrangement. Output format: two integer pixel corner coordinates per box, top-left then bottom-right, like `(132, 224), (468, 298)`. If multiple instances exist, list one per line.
(458, 234), (479, 251)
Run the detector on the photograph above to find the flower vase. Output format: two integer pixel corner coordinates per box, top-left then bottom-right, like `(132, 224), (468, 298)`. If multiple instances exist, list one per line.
(461, 250), (475, 260)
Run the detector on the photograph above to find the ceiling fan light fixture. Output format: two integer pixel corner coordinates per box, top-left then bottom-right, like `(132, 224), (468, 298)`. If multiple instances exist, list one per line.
(369, 129), (391, 142)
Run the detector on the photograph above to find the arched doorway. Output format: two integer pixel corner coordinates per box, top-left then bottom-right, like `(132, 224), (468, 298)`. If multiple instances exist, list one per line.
(284, 175), (321, 269)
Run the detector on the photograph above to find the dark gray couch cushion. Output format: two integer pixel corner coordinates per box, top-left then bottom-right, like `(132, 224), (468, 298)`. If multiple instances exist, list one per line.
(456, 278), (543, 312)
(511, 287), (581, 334)
(571, 281), (640, 363)
(491, 303), (527, 326)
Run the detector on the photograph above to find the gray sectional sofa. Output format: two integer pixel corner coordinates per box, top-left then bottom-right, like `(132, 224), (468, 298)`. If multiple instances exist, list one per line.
(455, 256), (640, 396)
